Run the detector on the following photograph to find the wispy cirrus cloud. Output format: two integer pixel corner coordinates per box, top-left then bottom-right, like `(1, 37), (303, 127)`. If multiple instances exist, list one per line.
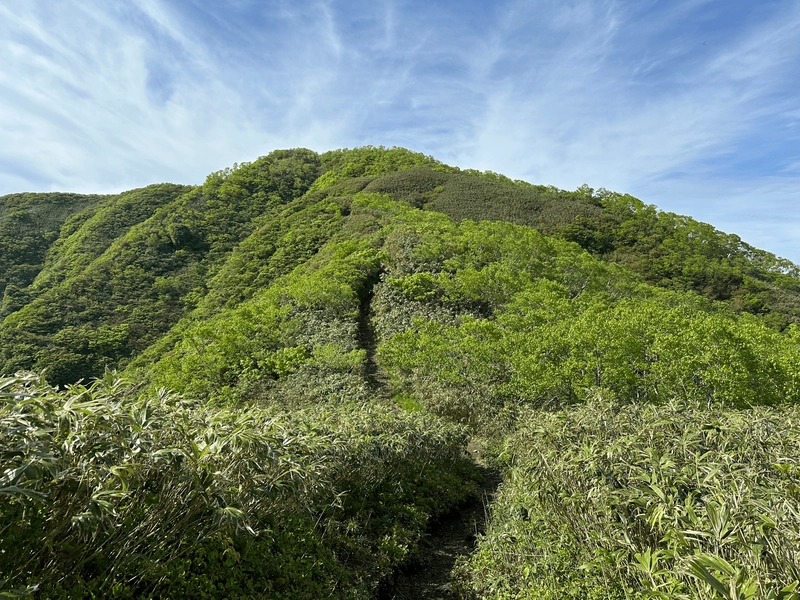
(0, 1), (261, 191)
(0, 0), (798, 261)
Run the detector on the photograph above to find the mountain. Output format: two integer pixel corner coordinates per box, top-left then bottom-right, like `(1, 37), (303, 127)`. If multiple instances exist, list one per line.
(2, 147), (800, 598)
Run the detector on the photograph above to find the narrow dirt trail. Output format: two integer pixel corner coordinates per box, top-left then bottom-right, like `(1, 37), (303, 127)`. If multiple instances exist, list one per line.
(377, 509), (477, 598)
(357, 281), (503, 599)
(357, 278), (392, 396)
(377, 442), (502, 600)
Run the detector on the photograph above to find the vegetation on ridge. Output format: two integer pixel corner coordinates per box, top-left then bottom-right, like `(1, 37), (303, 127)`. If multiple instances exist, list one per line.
(0, 150), (320, 385)
(2, 146), (800, 598)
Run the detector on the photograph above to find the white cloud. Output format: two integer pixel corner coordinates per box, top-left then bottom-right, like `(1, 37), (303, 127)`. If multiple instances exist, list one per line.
(0, 1), (274, 192)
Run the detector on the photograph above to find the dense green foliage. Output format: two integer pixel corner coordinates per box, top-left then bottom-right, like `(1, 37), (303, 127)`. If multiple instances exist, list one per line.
(570, 191), (800, 329)
(375, 213), (800, 432)
(455, 398), (800, 599)
(351, 167), (800, 328)
(33, 184), (193, 291)
(2, 146), (800, 598)
(0, 191), (106, 316)
(0, 150), (320, 385)
(313, 146), (452, 192)
(0, 372), (477, 598)
(3, 148), (798, 386)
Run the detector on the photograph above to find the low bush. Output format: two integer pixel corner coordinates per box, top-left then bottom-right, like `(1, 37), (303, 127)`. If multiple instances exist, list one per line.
(0, 372), (478, 598)
(454, 396), (800, 599)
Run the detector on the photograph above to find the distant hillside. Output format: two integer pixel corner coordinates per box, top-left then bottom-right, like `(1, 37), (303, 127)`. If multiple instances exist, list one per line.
(0, 191), (106, 315)
(3, 146), (800, 599)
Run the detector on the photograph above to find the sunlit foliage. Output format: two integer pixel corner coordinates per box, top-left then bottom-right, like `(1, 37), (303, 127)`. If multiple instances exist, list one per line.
(2, 146), (800, 598)
(0, 372), (477, 598)
(455, 397), (800, 599)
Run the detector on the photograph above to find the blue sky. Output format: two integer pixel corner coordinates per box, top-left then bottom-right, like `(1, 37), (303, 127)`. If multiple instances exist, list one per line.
(1, 0), (799, 262)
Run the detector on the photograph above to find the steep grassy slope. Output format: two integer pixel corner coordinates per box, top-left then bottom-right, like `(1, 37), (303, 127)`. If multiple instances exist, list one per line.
(2, 147), (798, 386)
(32, 184), (194, 292)
(355, 165), (800, 329)
(130, 187), (800, 597)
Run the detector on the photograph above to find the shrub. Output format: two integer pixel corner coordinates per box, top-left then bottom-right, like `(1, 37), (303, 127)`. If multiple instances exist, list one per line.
(0, 372), (479, 597)
(455, 396), (800, 599)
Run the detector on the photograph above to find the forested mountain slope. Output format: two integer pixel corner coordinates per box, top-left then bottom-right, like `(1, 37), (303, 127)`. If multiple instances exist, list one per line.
(2, 147), (800, 598)
(352, 164), (800, 328)
(1, 147), (798, 386)
(0, 190), (106, 315)
(0, 151), (319, 383)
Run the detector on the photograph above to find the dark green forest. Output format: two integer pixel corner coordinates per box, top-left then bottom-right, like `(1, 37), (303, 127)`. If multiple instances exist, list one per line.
(2, 147), (800, 598)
